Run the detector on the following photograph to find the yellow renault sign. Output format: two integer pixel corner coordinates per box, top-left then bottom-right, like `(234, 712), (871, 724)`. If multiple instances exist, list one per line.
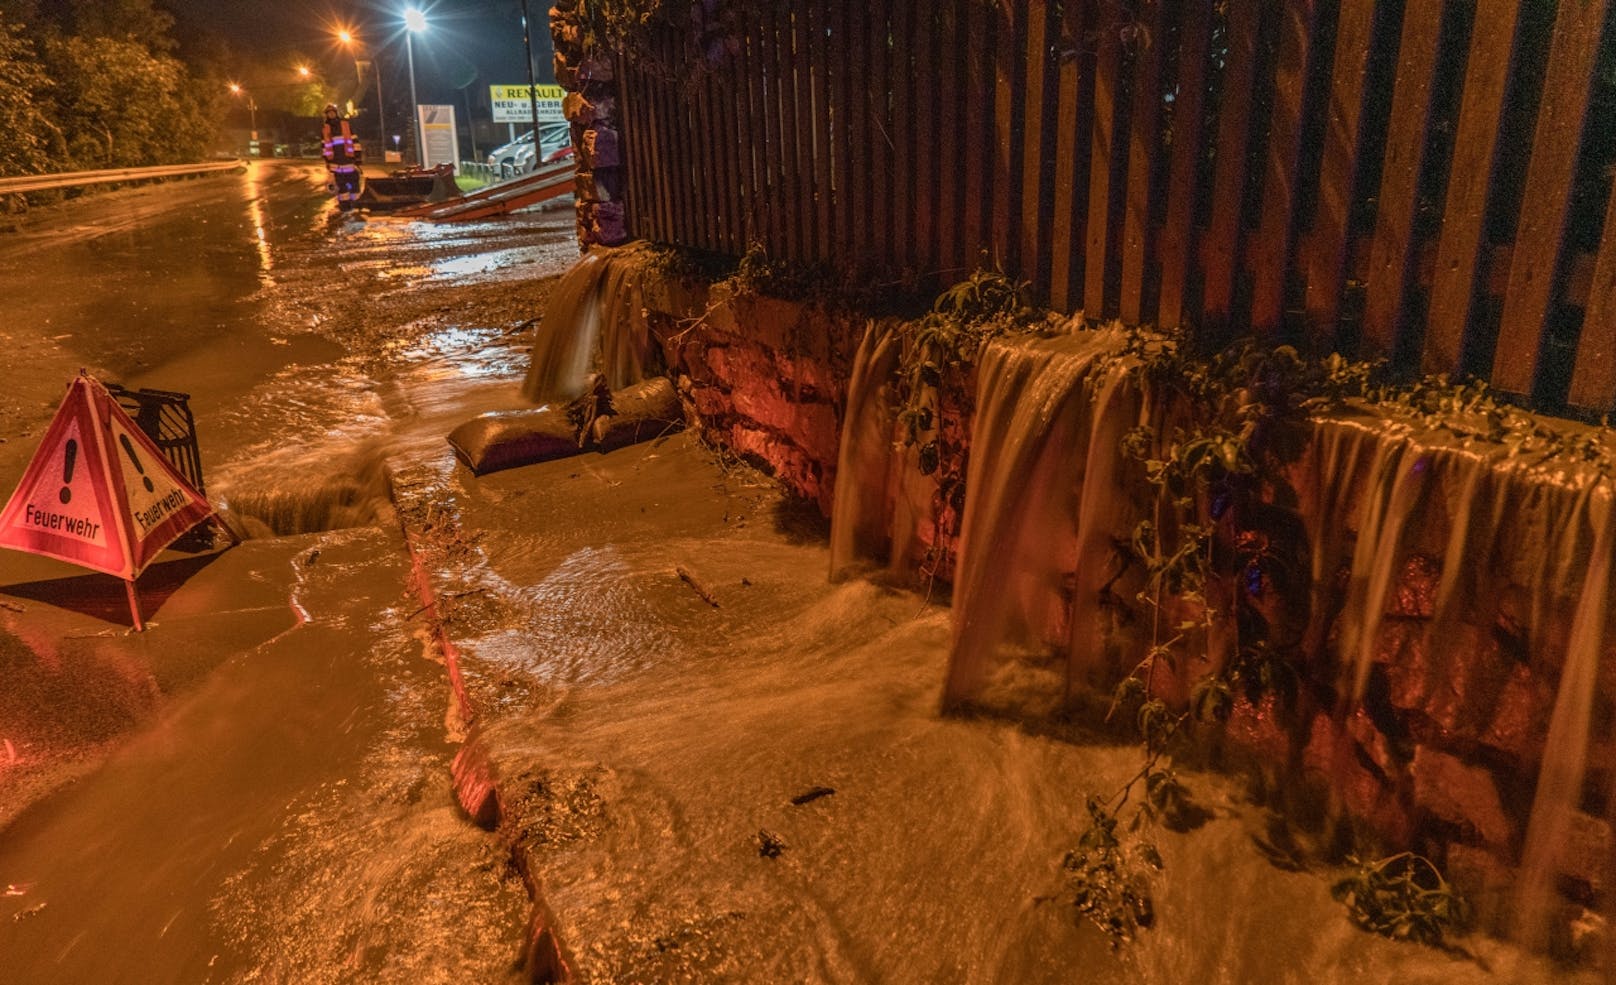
(490, 84), (565, 125)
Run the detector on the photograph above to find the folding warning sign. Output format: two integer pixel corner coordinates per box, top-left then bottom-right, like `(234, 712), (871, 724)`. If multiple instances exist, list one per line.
(0, 374), (213, 584)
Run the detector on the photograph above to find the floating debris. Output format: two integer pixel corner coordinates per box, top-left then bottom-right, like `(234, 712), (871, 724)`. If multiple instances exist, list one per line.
(755, 829), (786, 858)
(790, 786), (836, 806)
(676, 566), (721, 608)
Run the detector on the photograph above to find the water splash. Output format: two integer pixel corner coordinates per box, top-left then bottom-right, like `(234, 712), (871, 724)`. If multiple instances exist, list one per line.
(522, 244), (659, 404)
(218, 442), (396, 537)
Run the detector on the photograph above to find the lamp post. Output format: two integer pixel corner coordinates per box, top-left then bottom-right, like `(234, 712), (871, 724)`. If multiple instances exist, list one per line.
(338, 29), (388, 154)
(228, 82), (258, 148)
(404, 7), (427, 165)
(519, 0), (542, 172)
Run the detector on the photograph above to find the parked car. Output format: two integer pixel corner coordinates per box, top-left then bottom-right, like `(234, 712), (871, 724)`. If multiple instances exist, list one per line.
(488, 123), (571, 174)
(511, 136), (574, 172)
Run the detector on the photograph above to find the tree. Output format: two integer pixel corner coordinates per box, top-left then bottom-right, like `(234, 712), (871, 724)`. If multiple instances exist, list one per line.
(64, 0), (176, 52)
(44, 35), (209, 167)
(0, 0), (40, 26)
(0, 16), (57, 177)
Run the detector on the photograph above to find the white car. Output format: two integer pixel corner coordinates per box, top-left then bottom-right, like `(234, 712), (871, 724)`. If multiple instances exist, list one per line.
(487, 123), (571, 174)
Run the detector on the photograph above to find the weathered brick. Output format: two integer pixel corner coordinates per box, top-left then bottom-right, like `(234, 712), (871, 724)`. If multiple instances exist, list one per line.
(1411, 745), (1513, 847)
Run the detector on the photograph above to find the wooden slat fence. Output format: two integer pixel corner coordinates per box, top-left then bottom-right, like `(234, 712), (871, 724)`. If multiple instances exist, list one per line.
(613, 0), (1616, 415)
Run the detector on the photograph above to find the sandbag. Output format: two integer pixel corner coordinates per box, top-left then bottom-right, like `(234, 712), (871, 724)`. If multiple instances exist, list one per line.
(449, 377), (684, 475)
(447, 407), (582, 476)
(591, 377), (684, 452)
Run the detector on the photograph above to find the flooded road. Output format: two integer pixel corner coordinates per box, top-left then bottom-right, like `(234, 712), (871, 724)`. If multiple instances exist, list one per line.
(0, 162), (1594, 984)
(0, 532), (527, 983)
(0, 161), (573, 982)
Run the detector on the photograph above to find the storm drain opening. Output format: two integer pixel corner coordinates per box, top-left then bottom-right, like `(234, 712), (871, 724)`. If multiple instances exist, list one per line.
(217, 446), (397, 539)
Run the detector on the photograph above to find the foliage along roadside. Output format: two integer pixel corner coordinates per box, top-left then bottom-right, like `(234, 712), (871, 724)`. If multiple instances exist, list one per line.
(890, 266), (1047, 581)
(1061, 329), (1468, 949)
(0, 0), (342, 194)
(876, 269), (1476, 950)
(0, 2), (215, 182)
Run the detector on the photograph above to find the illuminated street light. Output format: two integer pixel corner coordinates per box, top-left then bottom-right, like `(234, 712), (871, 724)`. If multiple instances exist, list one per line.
(228, 82), (258, 142)
(404, 8), (427, 165)
(336, 27), (388, 151)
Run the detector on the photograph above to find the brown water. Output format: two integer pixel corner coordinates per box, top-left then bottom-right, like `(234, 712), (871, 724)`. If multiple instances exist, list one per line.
(944, 327), (1143, 711)
(0, 161), (574, 983)
(520, 243), (659, 405)
(828, 319), (904, 579)
(0, 531), (529, 983)
(1299, 418), (1616, 945)
(415, 427), (1582, 983)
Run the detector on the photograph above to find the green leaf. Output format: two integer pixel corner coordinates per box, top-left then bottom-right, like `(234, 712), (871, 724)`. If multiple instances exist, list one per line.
(1189, 677), (1233, 724)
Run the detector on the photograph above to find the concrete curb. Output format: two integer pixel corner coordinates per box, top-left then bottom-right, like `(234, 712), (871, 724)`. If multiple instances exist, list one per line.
(398, 519), (575, 984)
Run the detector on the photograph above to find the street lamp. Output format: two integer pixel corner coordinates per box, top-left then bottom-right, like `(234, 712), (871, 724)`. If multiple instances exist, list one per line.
(519, 0), (542, 171)
(336, 28), (388, 154)
(228, 82), (258, 147)
(404, 7), (427, 165)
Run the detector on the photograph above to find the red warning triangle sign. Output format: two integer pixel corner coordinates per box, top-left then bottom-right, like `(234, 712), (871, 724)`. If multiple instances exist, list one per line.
(0, 375), (213, 580)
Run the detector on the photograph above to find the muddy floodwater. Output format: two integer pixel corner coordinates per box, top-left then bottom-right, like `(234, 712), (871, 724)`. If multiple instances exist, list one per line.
(0, 162), (566, 982)
(0, 162), (1592, 983)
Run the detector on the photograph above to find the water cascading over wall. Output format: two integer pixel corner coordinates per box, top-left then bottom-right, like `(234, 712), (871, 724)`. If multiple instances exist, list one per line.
(522, 244), (659, 405)
(829, 320), (955, 583)
(541, 249), (1616, 939)
(828, 322), (1616, 941)
(1284, 415), (1616, 943)
(943, 328), (1143, 713)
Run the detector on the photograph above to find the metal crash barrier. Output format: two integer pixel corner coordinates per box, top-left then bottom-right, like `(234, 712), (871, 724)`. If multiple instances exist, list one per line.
(0, 160), (243, 197)
(391, 158), (574, 223)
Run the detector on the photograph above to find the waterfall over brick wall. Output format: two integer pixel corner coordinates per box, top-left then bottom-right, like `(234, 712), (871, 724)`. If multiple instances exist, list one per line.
(943, 328), (1142, 713)
(522, 245), (657, 405)
(619, 256), (1616, 944)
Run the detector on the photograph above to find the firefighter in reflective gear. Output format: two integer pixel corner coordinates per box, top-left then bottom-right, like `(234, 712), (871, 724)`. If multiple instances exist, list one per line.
(321, 103), (363, 211)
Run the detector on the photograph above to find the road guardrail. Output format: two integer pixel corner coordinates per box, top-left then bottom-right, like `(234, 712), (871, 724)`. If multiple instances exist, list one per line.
(0, 159), (245, 196)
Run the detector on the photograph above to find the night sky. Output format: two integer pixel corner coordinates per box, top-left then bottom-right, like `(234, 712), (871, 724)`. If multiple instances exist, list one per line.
(165, 0), (555, 104)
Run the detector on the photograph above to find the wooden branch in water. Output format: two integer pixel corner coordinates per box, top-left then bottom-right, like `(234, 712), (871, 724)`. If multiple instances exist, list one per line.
(676, 565), (720, 608)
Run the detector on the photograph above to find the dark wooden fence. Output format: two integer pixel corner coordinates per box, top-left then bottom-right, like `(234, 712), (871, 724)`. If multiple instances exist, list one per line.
(612, 0), (1616, 414)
